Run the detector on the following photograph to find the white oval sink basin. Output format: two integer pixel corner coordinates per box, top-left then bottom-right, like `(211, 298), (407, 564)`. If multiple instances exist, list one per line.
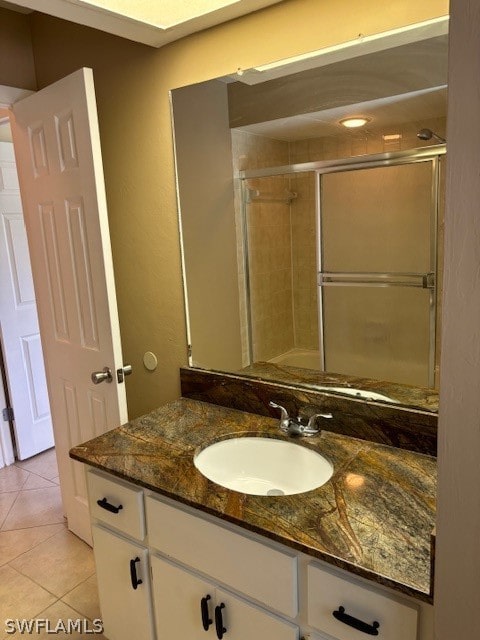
(194, 437), (333, 496)
(317, 386), (398, 403)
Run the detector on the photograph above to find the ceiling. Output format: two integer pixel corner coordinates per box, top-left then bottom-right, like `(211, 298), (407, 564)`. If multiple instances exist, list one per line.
(228, 31), (448, 141)
(235, 87), (447, 141)
(0, 0), (284, 47)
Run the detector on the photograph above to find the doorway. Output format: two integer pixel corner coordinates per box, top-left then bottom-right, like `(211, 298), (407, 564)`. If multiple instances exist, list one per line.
(0, 118), (54, 465)
(1, 70), (129, 545)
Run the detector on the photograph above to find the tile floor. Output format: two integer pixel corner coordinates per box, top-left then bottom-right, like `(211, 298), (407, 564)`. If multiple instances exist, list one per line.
(0, 449), (105, 639)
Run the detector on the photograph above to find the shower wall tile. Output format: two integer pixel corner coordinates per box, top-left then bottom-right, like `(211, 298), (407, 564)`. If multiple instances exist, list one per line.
(231, 119), (445, 369)
(231, 131), (293, 364)
(248, 189), (295, 361)
(290, 173), (319, 351)
(288, 116), (447, 163)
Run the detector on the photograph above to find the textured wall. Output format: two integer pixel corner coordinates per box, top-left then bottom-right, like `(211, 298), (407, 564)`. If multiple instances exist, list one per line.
(172, 80), (243, 372)
(435, 0), (480, 637)
(0, 7), (36, 90)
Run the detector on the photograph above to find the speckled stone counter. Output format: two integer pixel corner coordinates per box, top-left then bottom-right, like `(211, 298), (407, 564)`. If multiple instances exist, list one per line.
(240, 362), (439, 413)
(70, 398), (436, 603)
(181, 368), (438, 456)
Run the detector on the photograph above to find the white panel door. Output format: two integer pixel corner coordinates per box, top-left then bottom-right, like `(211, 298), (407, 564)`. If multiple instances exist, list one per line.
(11, 68), (128, 544)
(0, 140), (54, 460)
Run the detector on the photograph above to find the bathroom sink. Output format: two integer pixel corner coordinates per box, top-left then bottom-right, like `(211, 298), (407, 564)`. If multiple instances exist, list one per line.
(318, 386), (398, 403)
(194, 437), (333, 496)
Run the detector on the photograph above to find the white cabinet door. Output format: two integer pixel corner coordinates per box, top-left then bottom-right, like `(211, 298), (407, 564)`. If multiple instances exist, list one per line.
(151, 554), (299, 640)
(151, 555), (215, 640)
(92, 524), (153, 640)
(215, 588), (298, 640)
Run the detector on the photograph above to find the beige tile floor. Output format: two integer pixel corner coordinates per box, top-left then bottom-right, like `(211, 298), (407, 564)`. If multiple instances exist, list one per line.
(0, 449), (105, 639)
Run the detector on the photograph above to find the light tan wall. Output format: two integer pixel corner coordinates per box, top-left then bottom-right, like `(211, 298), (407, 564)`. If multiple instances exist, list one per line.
(0, 7), (36, 90)
(435, 0), (480, 636)
(28, 0), (448, 418)
(172, 80), (243, 372)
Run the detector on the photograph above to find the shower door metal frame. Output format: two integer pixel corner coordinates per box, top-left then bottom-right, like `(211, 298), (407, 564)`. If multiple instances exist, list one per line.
(239, 145), (445, 387)
(315, 151), (443, 388)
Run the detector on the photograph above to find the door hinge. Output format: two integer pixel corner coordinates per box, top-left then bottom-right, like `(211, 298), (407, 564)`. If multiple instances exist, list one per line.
(2, 407), (14, 422)
(187, 344), (192, 359)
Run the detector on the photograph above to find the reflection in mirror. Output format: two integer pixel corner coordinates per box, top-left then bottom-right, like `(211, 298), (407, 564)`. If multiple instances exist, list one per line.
(171, 21), (448, 413)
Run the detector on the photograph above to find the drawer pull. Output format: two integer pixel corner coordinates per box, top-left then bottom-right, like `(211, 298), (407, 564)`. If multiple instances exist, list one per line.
(97, 497), (123, 514)
(200, 595), (212, 631)
(333, 606), (380, 636)
(130, 557), (143, 590)
(214, 603), (227, 639)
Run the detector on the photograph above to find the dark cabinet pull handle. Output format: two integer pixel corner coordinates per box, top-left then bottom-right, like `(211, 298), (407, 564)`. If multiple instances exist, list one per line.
(333, 606), (379, 636)
(130, 557), (143, 590)
(214, 603), (227, 639)
(200, 595), (212, 631)
(97, 497), (123, 514)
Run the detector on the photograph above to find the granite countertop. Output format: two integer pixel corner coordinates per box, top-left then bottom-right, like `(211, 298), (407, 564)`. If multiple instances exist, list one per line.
(70, 398), (436, 603)
(240, 362), (439, 413)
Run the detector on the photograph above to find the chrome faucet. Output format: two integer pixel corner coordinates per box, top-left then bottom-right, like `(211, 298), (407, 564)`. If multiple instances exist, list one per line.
(269, 401), (333, 437)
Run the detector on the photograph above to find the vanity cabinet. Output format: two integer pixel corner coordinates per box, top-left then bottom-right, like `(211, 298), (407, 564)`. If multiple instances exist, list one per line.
(87, 470), (154, 640)
(92, 525), (153, 640)
(145, 494), (298, 617)
(307, 563), (418, 640)
(151, 555), (298, 640)
(86, 467), (431, 640)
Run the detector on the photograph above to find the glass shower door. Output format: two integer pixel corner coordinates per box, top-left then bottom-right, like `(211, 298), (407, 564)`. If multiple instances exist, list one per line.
(319, 159), (438, 387)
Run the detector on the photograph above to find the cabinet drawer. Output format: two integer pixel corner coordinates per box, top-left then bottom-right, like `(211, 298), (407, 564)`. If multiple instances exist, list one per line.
(87, 469), (145, 540)
(307, 563), (418, 640)
(146, 495), (298, 617)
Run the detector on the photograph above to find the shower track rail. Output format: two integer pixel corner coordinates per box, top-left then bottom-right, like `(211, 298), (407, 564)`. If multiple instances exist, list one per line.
(238, 144), (446, 179)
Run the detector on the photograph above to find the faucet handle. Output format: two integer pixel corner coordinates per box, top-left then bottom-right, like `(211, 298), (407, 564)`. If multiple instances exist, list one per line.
(269, 401), (290, 432)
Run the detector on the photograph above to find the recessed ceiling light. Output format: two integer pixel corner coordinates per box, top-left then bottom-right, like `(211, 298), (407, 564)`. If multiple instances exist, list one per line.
(339, 117), (370, 129)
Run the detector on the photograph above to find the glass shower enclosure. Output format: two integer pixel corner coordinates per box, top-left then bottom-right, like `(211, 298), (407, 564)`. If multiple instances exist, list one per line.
(240, 146), (445, 388)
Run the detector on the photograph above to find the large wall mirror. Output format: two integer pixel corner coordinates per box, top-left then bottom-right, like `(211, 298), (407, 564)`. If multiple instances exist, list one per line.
(171, 18), (448, 413)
